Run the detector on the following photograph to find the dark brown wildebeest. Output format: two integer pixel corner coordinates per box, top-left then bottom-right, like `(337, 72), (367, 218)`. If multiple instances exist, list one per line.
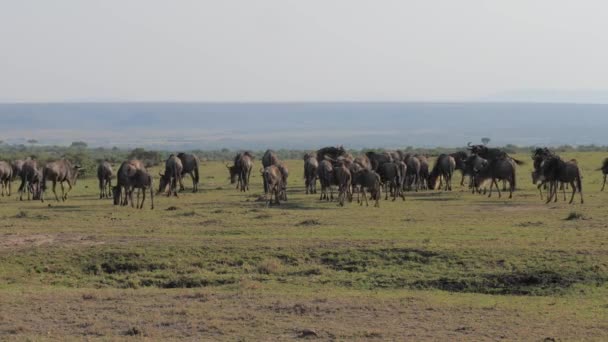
(303, 153), (319, 195)
(365, 151), (393, 172)
(263, 164), (288, 206)
(114, 160), (146, 206)
(228, 152), (254, 192)
(333, 161), (352, 206)
(530, 148), (557, 200)
(449, 151), (469, 186)
(317, 159), (336, 201)
(599, 158), (608, 191)
(11, 160), (24, 182)
(177, 153), (200, 192)
(428, 154), (456, 191)
(97, 161), (114, 199)
(468, 143), (524, 165)
(0, 161), (13, 196)
(316, 146), (347, 163)
(469, 155), (516, 199)
(158, 154), (183, 197)
(540, 156), (583, 204)
(113, 168), (154, 209)
(40, 159), (82, 202)
(378, 162), (405, 201)
(403, 154), (421, 191)
(352, 169), (382, 207)
(416, 154), (430, 190)
(18, 159), (41, 201)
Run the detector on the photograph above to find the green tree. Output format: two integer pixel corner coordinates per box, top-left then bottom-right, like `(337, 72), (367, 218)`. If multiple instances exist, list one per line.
(481, 137), (491, 145)
(70, 141), (88, 149)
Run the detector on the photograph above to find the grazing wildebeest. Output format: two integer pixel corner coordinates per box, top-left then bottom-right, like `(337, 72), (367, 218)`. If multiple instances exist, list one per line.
(262, 150), (280, 193)
(263, 164), (288, 206)
(333, 161), (352, 206)
(18, 159), (41, 201)
(97, 161), (114, 199)
(469, 155), (516, 199)
(303, 153), (319, 195)
(599, 158), (608, 191)
(177, 152), (200, 192)
(428, 154), (456, 191)
(378, 162), (405, 201)
(0, 161), (13, 196)
(114, 160), (146, 206)
(159, 154), (183, 197)
(40, 159), (82, 202)
(449, 151), (469, 185)
(352, 169), (382, 207)
(113, 168), (154, 209)
(317, 159), (336, 201)
(316, 146), (347, 163)
(403, 154), (421, 191)
(540, 156), (583, 204)
(228, 152), (254, 192)
(11, 160), (24, 182)
(416, 155), (430, 190)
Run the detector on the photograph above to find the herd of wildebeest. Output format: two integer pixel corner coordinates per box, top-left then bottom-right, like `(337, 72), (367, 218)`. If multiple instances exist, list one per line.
(0, 144), (605, 209)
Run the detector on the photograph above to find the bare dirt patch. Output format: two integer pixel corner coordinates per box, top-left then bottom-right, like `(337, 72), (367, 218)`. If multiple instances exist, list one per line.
(0, 233), (104, 250)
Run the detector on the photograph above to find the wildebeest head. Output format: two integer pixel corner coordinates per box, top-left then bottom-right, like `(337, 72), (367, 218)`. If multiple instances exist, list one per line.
(158, 172), (171, 193)
(226, 164), (239, 184)
(466, 155), (489, 174)
(112, 186), (121, 205)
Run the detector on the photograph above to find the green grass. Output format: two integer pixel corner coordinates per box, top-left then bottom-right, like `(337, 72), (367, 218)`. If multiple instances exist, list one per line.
(1, 152), (608, 339)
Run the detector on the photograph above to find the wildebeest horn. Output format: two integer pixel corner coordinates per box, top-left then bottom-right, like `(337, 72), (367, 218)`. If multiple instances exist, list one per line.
(467, 142), (472, 147)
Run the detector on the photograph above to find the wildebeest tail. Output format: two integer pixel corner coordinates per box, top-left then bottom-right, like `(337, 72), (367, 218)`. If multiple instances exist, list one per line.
(576, 170), (582, 193)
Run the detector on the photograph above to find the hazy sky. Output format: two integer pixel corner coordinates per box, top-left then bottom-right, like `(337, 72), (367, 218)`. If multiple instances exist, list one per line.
(1, 1), (607, 102)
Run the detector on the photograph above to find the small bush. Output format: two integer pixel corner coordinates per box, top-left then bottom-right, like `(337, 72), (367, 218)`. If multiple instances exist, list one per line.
(257, 258), (284, 275)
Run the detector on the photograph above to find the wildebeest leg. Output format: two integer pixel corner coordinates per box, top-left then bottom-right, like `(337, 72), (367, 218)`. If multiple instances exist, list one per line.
(545, 182), (554, 204)
(460, 172), (465, 186)
(60, 182), (66, 201)
(537, 183), (544, 200)
(52, 180), (60, 202)
(562, 183), (567, 201)
(495, 179), (502, 198)
(569, 181), (576, 204)
(107, 178), (112, 198)
(150, 187), (155, 209)
(65, 181), (73, 201)
(602, 175), (607, 191)
(140, 188), (146, 209)
(361, 188), (368, 206)
(129, 189), (135, 208)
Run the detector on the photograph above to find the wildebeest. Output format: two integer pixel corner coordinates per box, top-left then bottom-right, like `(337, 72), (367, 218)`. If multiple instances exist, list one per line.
(531, 148), (557, 200)
(97, 161), (114, 199)
(333, 161), (352, 206)
(428, 154), (456, 191)
(159, 154), (183, 197)
(378, 162), (405, 201)
(449, 151), (469, 185)
(317, 159), (336, 201)
(403, 154), (421, 191)
(177, 152), (200, 192)
(468, 155), (516, 199)
(416, 155), (430, 190)
(114, 160), (147, 206)
(262, 150), (280, 193)
(599, 158), (608, 191)
(263, 164), (288, 206)
(303, 153), (319, 195)
(365, 151), (393, 172)
(228, 152), (254, 192)
(113, 168), (154, 209)
(316, 146), (347, 162)
(352, 169), (382, 207)
(18, 159), (42, 201)
(0, 161), (13, 196)
(40, 159), (82, 202)
(11, 160), (24, 182)
(540, 156), (583, 204)
(468, 143), (524, 165)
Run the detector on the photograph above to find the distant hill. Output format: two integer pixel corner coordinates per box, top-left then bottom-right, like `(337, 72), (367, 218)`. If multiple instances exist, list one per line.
(0, 102), (607, 149)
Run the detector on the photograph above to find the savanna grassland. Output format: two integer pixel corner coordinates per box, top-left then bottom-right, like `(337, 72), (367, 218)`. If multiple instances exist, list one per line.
(1, 152), (608, 341)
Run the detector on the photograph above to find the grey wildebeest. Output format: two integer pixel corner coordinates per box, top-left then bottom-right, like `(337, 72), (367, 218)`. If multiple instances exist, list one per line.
(403, 154), (421, 191)
(416, 154), (430, 190)
(40, 159), (82, 202)
(18, 159), (42, 201)
(316, 146), (347, 163)
(97, 161), (114, 199)
(333, 161), (352, 206)
(177, 153), (200, 192)
(428, 154), (456, 191)
(113, 168), (154, 209)
(449, 151), (469, 186)
(540, 156), (583, 204)
(468, 155), (516, 199)
(228, 152), (254, 192)
(365, 151), (393, 172)
(158, 154), (183, 197)
(317, 159), (336, 201)
(303, 153), (319, 195)
(263, 164), (288, 206)
(599, 158), (608, 191)
(378, 162), (405, 201)
(113, 160), (146, 206)
(0, 161), (13, 196)
(531, 148), (557, 200)
(352, 169), (382, 207)
(11, 160), (24, 182)
(262, 150), (280, 193)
